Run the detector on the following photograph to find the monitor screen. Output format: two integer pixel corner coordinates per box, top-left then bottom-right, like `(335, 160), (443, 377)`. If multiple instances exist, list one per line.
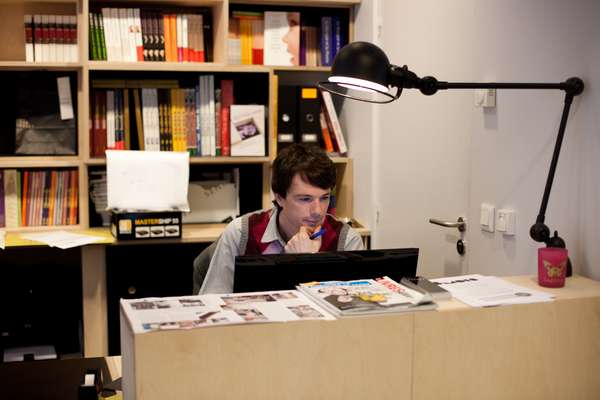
(233, 248), (419, 293)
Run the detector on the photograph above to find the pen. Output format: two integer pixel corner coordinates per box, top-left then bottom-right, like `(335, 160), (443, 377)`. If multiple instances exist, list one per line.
(309, 227), (326, 240)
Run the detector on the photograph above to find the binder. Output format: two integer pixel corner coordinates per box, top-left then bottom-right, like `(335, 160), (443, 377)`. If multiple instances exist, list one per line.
(297, 86), (323, 148)
(276, 85), (298, 152)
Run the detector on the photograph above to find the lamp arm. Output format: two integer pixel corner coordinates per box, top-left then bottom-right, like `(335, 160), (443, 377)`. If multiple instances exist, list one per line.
(529, 91), (575, 244)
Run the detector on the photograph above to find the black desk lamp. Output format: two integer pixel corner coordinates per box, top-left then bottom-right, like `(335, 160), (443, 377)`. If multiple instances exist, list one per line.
(319, 41), (584, 275)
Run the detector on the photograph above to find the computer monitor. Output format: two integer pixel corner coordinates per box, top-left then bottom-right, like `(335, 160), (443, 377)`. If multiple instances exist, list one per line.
(233, 248), (419, 293)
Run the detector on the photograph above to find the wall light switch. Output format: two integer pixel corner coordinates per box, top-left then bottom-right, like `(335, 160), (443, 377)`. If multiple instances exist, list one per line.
(497, 209), (516, 235)
(480, 203), (495, 232)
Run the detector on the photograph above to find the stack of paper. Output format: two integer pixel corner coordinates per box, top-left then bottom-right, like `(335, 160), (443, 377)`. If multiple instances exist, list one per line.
(431, 274), (555, 307)
(20, 231), (104, 249)
(121, 290), (335, 334)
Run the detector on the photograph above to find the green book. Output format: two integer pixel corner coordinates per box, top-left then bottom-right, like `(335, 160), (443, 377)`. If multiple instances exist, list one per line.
(89, 12), (98, 60)
(97, 13), (107, 60)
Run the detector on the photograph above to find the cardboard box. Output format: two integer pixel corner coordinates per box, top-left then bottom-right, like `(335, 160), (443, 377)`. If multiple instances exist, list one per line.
(111, 211), (182, 240)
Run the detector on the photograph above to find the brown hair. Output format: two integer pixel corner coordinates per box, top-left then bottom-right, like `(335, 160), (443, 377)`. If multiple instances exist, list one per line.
(271, 144), (336, 198)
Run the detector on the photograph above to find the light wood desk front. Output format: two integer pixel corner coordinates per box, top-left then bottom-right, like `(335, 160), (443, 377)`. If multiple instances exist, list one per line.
(120, 275), (600, 400)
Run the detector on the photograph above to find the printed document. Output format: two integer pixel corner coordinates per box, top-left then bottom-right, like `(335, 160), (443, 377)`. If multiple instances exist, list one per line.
(20, 231), (104, 249)
(430, 274), (554, 307)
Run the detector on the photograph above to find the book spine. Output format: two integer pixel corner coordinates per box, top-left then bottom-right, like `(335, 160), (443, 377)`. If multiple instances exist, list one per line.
(25, 15), (34, 62)
(157, 12), (165, 61)
(220, 107), (230, 157)
(150, 12), (160, 62)
(127, 8), (137, 62)
(48, 15), (57, 62)
(182, 14), (189, 62)
(141, 10), (149, 61)
(176, 14), (183, 62)
(89, 13), (98, 60)
(33, 15), (42, 62)
(3, 170), (19, 228)
(48, 171), (56, 225)
(195, 84), (201, 155)
(321, 91), (347, 154)
(214, 88), (221, 155)
(332, 16), (342, 59)
(97, 13), (107, 60)
(134, 9), (143, 61)
(101, 9), (112, 61)
(67, 15), (75, 62)
(202, 10), (212, 62)
(319, 109), (334, 153)
(162, 13), (170, 62)
(320, 16), (332, 67)
(56, 15), (65, 62)
(197, 14), (205, 62)
(41, 15), (49, 62)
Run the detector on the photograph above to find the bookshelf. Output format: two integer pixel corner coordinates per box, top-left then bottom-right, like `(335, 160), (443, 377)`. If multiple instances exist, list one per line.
(0, 0), (366, 357)
(0, 0), (362, 233)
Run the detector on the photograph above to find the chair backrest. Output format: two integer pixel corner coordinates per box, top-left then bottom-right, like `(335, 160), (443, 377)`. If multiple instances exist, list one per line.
(192, 238), (220, 294)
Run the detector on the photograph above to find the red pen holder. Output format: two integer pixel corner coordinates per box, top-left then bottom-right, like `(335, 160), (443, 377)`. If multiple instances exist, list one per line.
(538, 247), (568, 288)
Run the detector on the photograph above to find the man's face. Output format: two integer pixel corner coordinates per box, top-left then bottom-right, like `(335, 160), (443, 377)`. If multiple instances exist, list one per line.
(275, 174), (331, 236)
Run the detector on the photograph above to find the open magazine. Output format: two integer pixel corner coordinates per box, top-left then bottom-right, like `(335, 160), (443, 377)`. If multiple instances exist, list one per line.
(297, 276), (437, 317)
(121, 290), (335, 334)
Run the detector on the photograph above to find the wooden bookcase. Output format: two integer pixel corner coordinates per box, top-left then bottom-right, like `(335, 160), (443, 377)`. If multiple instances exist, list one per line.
(0, 0), (363, 236)
(0, 0), (366, 357)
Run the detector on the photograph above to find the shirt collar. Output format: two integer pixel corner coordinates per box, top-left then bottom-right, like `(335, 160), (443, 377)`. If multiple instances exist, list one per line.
(261, 208), (288, 246)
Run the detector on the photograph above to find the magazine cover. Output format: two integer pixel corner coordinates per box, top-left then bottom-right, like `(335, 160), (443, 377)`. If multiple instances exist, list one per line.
(264, 11), (300, 66)
(298, 276), (436, 316)
(121, 289), (335, 334)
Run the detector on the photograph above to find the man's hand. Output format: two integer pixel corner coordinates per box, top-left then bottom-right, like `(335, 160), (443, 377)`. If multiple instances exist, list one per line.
(284, 226), (322, 254)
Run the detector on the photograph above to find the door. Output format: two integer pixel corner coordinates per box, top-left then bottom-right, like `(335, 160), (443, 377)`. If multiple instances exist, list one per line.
(371, 0), (475, 278)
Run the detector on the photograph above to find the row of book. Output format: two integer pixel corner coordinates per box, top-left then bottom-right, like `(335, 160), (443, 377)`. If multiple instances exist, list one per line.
(0, 169), (78, 228)
(90, 77), (266, 157)
(228, 11), (347, 67)
(277, 86), (347, 155)
(23, 14), (78, 63)
(89, 8), (212, 62)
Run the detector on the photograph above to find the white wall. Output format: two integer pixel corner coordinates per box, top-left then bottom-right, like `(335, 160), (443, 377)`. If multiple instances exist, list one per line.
(339, 0), (377, 232)
(350, 0), (600, 279)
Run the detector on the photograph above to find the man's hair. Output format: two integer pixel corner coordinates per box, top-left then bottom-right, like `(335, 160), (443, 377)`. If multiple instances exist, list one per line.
(271, 144), (336, 198)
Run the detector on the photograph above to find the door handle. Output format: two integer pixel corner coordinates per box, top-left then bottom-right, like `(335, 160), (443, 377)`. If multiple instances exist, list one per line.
(429, 217), (466, 232)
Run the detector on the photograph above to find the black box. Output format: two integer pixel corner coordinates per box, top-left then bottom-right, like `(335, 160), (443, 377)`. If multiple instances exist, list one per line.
(110, 211), (182, 240)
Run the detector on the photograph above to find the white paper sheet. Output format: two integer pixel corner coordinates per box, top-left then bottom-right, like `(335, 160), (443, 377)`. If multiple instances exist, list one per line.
(431, 274), (555, 307)
(183, 181), (237, 223)
(0, 230), (5, 250)
(106, 150), (190, 212)
(20, 231), (104, 249)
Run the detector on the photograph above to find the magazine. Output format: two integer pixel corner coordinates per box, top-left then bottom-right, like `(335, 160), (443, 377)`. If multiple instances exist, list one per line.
(297, 276), (437, 317)
(121, 289), (335, 334)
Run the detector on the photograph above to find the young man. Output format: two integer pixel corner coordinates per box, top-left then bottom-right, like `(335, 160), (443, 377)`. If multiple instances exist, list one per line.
(199, 144), (364, 294)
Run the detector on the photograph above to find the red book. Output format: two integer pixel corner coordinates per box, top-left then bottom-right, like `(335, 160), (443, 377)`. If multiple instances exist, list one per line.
(220, 107), (230, 156)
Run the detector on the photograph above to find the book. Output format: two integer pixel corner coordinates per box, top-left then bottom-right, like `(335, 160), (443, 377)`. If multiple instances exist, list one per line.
(230, 105), (265, 156)
(1, 170), (19, 228)
(320, 90), (347, 154)
(297, 276), (436, 317)
(264, 11), (300, 66)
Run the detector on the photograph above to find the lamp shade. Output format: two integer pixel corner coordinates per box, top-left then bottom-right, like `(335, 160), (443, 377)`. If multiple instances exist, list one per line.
(319, 41), (398, 103)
